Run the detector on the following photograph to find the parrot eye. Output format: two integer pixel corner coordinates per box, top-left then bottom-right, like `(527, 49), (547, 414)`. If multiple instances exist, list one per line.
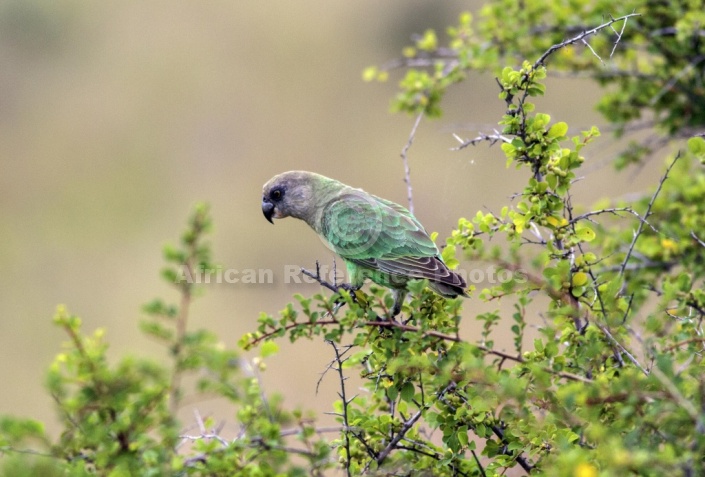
(270, 188), (284, 202)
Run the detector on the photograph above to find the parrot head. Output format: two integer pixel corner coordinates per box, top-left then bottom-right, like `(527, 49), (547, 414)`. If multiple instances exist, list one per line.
(261, 171), (321, 225)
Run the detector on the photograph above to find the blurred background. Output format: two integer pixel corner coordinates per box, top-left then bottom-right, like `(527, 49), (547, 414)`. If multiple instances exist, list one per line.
(0, 1), (662, 436)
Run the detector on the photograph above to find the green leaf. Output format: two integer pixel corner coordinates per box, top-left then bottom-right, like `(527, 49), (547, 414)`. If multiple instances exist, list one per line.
(572, 272), (589, 287)
(441, 244), (459, 269)
(547, 122), (568, 139)
(575, 226), (596, 242)
(687, 136), (705, 162)
(417, 29), (438, 51)
(400, 382), (415, 402)
(457, 426), (469, 447)
(387, 385), (398, 401)
(546, 173), (558, 190)
(260, 340), (279, 358)
(362, 66), (378, 82)
(533, 113), (551, 129)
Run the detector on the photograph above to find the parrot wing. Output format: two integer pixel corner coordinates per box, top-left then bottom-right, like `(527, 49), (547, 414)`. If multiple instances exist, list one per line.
(321, 192), (464, 289)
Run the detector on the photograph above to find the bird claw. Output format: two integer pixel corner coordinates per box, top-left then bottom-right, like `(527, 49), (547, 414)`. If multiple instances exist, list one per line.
(333, 283), (360, 308)
(338, 283), (358, 293)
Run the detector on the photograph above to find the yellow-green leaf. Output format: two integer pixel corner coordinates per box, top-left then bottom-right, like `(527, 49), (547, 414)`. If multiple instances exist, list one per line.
(362, 66), (378, 82)
(572, 272), (589, 287)
(548, 122), (568, 139)
(260, 340), (279, 358)
(442, 244), (459, 269)
(576, 226), (596, 242)
(687, 136), (705, 162)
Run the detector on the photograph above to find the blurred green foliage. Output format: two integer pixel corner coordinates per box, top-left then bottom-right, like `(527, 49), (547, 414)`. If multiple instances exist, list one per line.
(3, 0), (705, 475)
(1, 206), (330, 476)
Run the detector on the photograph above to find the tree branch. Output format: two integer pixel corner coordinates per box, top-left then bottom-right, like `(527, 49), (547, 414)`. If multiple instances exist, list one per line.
(400, 112), (423, 215)
(619, 152), (680, 278)
(324, 341), (354, 477)
(451, 130), (511, 150)
(533, 13), (641, 69)
(374, 409), (423, 467)
(567, 206), (660, 234)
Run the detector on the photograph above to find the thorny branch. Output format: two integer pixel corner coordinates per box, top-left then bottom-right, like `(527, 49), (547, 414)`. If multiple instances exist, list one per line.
(593, 321), (648, 375)
(451, 130), (511, 150)
(322, 341), (354, 477)
(400, 112), (424, 215)
(532, 13), (641, 69)
(618, 152), (680, 278)
(373, 410), (424, 467)
(609, 13), (631, 58)
(179, 416), (342, 468)
(378, 46), (459, 72)
(301, 261), (341, 294)
(567, 206), (659, 234)
(691, 231), (705, 248)
(178, 409), (228, 450)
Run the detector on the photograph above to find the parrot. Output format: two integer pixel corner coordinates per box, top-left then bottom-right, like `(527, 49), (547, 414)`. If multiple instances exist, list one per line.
(261, 171), (468, 316)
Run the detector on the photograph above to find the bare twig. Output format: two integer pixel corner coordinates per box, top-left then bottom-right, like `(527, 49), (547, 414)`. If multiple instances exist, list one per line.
(593, 321), (648, 375)
(300, 263), (354, 319)
(301, 262), (339, 293)
(533, 13), (641, 69)
(182, 423), (341, 468)
(375, 410), (423, 466)
(179, 410), (229, 450)
(609, 13), (631, 58)
(451, 130), (511, 150)
(619, 153), (680, 278)
(324, 341), (354, 477)
(471, 449), (487, 477)
(581, 37), (604, 65)
(691, 231), (705, 248)
(180, 431), (229, 449)
(568, 206), (659, 233)
(400, 113), (423, 215)
(378, 47), (459, 72)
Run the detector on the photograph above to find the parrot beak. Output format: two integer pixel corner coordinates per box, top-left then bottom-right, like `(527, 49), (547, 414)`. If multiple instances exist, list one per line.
(262, 200), (275, 224)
